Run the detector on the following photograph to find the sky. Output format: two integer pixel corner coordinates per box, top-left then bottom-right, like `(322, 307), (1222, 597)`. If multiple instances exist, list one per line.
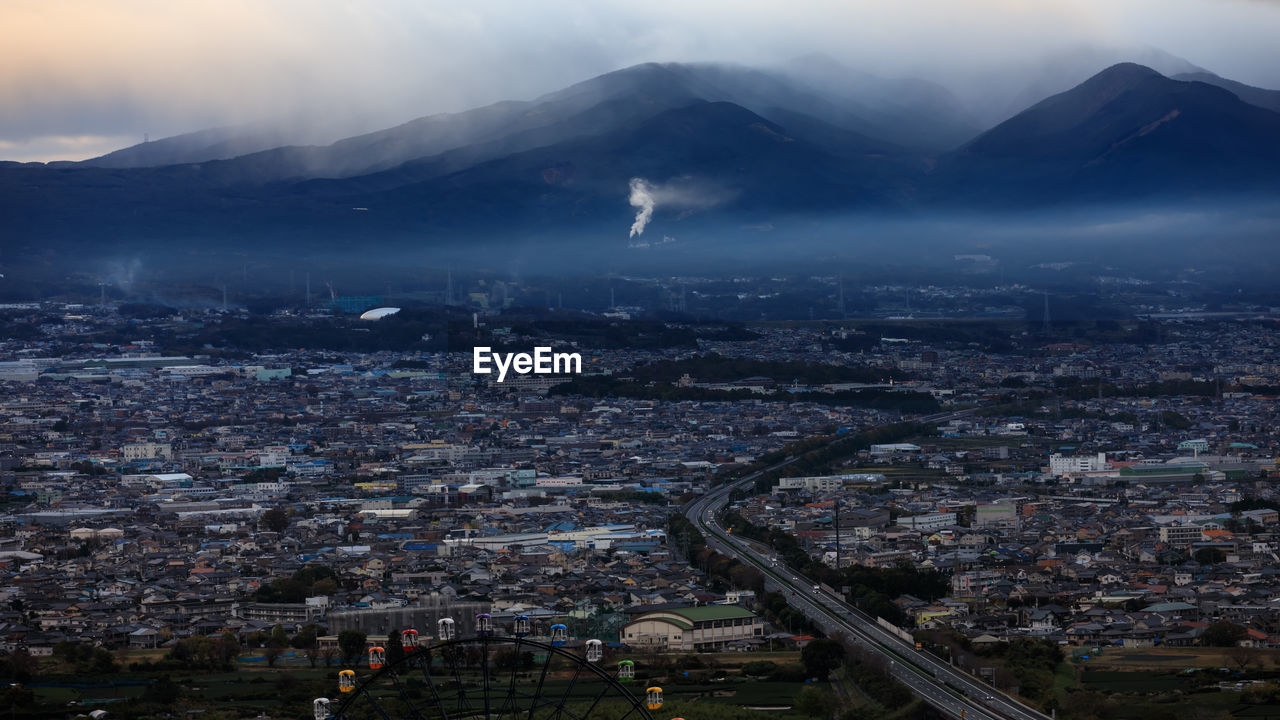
(4, 0), (1280, 163)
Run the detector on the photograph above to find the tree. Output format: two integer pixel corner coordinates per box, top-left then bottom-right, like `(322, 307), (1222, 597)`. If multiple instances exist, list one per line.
(1226, 645), (1261, 673)
(291, 624), (319, 650)
(741, 660), (777, 677)
(269, 623), (289, 648)
(320, 645), (338, 668)
(263, 645), (283, 668)
(147, 675), (180, 704)
(216, 632), (240, 666)
(795, 685), (839, 719)
(3, 650), (38, 684)
(1201, 621), (1248, 648)
(88, 647), (117, 675)
(52, 640), (79, 665)
(0, 684), (34, 710)
(386, 626), (405, 666)
(801, 638), (846, 679)
(261, 507), (290, 533)
(1194, 547), (1226, 565)
(338, 629), (368, 666)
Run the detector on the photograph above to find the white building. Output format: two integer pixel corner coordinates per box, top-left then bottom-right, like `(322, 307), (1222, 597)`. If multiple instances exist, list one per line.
(1048, 452), (1108, 476)
(535, 476), (583, 488)
(898, 512), (958, 530)
(121, 442), (172, 461)
(775, 475), (844, 492)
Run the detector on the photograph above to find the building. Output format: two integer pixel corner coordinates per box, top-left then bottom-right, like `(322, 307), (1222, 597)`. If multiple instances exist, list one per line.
(121, 442), (173, 461)
(1048, 452), (1108, 476)
(231, 602), (322, 625)
(898, 512), (958, 531)
(870, 443), (921, 455)
(775, 475), (844, 493)
(974, 503), (1016, 528)
(1159, 524), (1206, 546)
(621, 605), (763, 651)
(1177, 439), (1210, 455)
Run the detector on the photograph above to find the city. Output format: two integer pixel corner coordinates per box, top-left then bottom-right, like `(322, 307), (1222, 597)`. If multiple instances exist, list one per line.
(5, 1), (1280, 719)
(3, 282), (1280, 718)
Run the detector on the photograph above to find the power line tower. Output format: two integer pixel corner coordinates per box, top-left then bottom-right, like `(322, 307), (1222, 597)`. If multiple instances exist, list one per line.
(1042, 291), (1052, 335)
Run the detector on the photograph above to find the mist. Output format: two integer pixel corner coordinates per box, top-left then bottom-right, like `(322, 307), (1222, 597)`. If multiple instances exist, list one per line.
(5, 0), (1280, 162)
(5, 199), (1271, 305)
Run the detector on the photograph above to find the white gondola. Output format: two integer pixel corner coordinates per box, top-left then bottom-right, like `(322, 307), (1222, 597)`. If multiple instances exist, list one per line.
(401, 628), (419, 653)
(438, 617), (456, 641)
(476, 612), (493, 636)
(550, 623), (568, 646)
(585, 638), (603, 663)
(513, 615), (531, 637)
(313, 698), (330, 720)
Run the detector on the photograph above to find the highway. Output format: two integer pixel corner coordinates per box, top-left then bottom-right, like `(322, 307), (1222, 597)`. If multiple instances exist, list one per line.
(684, 410), (1052, 720)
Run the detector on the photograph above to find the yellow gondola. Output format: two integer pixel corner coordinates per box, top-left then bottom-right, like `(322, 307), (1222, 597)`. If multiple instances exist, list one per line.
(646, 686), (663, 710)
(338, 670), (356, 693)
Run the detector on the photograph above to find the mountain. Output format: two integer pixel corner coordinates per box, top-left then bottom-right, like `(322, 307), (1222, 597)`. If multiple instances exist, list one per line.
(73, 122), (352, 169)
(971, 45), (1208, 126)
(1171, 71), (1280, 114)
(332, 100), (914, 228)
(4, 59), (1280, 267)
(62, 61), (950, 188)
(929, 63), (1280, 205)
(0, 99), (916, 254)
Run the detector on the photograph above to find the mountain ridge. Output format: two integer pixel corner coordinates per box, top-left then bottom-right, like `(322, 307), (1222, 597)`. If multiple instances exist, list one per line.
(3, 60), (1280, 261)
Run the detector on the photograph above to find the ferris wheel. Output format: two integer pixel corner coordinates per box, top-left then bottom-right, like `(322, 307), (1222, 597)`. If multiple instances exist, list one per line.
(313, 613), (666, 720)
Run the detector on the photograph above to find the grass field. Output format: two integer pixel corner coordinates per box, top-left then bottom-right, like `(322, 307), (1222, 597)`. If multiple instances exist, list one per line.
(1081, 670), (1187, 693)
(1076, 647), (1277, 671)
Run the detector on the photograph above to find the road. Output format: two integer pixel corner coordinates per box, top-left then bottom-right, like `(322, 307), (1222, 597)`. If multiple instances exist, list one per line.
(684, 410), (1052, 720)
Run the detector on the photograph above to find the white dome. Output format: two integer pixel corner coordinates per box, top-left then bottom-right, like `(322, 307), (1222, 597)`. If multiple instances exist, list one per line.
(359, 307), (401, 321)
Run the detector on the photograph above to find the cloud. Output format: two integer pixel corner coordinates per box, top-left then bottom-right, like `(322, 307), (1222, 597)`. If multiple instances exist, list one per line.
(3, 0), (1280, 161)
(0, 135), (140, 163)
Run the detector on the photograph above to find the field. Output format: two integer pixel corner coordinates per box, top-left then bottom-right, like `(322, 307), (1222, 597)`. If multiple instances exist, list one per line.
(1073, 646), (1279, 671)
(9, 649), (815, 719)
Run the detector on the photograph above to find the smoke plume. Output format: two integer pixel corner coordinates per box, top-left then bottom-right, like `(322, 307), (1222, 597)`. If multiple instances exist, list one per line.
(626, 175), (735, 238)
(629, 178), (655, 237)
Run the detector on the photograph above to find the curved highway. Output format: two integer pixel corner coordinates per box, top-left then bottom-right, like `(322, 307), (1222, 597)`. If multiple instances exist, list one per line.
(685, 411), (1052, 720)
